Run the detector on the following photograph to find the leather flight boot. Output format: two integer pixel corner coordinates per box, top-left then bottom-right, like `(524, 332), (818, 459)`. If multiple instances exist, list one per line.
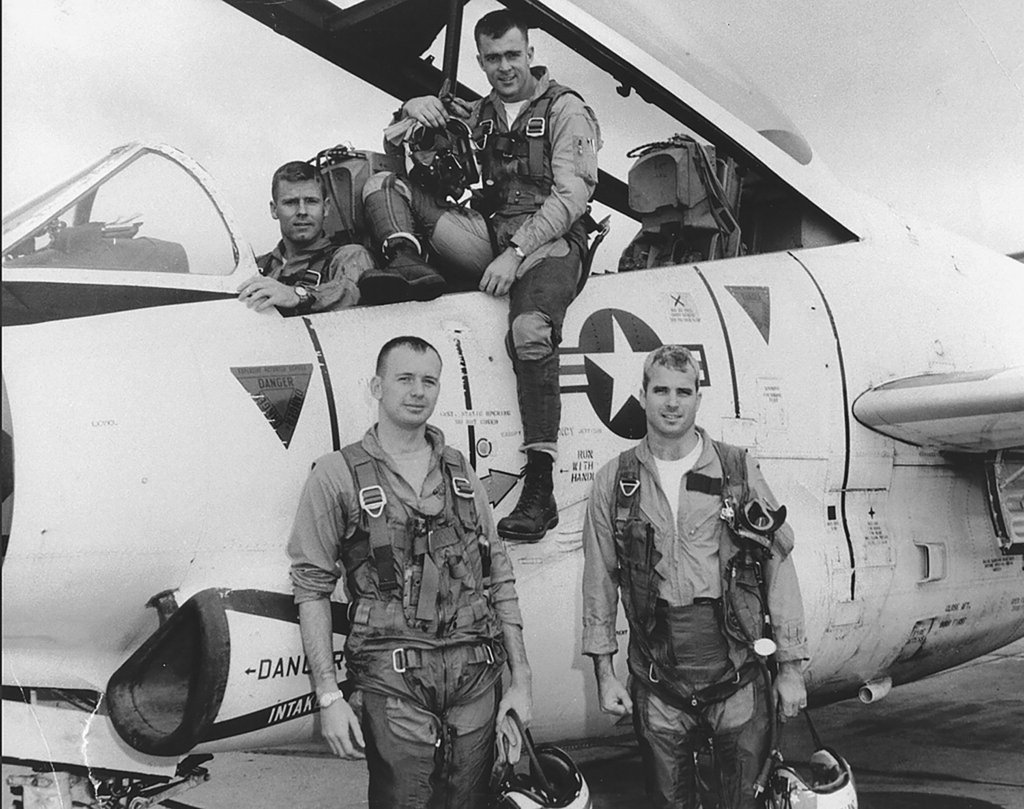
(359, 188), (446, 305)
(497, 451), (558, 542)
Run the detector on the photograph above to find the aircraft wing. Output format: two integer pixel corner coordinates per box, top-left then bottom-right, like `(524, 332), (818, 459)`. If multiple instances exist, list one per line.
(853, 367), (1024, 452)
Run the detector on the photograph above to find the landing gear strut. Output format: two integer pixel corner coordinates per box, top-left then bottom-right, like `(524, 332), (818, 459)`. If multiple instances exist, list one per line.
(6, 756), (211, 809)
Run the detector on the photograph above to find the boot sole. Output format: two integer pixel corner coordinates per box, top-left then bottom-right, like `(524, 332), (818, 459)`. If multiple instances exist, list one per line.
(408, 275), (447, 302)
(497, 514), (559, 543)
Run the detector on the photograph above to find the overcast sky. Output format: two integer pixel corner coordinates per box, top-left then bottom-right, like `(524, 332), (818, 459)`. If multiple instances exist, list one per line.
(3, 0), (1022, 256)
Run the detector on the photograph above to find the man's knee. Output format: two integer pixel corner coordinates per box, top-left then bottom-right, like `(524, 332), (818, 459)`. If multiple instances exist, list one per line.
(362, 171), (411, 203)
(510, 312), (555, 361)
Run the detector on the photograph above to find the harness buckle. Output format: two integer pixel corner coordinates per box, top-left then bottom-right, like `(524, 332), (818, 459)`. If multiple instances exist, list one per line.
(300, 267), (323, 287)
(475, 119), (494, 150)
(451, 476), (475, 499)
(619, 478), (640, 498)
(358, 485), (387, 519)
(648, 662), (660, 684)
(392, 648), (407, 673)
(484, 644), (495, 665)
(525, 116), (546, 137)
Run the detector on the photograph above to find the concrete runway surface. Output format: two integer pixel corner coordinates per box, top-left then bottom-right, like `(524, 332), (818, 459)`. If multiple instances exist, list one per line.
(4, 638), (1022, 808)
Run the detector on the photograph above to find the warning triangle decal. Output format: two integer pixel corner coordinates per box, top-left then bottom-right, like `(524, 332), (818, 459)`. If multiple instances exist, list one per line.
(725, 285), (771, 345)
(231, 364), (313, 448)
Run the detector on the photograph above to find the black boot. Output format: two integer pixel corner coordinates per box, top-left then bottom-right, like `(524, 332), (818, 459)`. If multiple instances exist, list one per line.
(360, 239), (447, 304)
(359, 186), (447, 305)
(497, 451), (558, 542)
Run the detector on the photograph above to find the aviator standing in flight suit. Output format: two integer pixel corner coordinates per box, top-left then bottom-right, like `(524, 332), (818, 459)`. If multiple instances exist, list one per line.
(358, 9), (602, 543)
(582, 346), (808, 809)
(237, 160), (375, 314)
(288, 336), (532, 809)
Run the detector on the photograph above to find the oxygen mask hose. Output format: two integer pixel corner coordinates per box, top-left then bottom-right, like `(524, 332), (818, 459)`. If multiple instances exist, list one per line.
(752, 648), (781, 799)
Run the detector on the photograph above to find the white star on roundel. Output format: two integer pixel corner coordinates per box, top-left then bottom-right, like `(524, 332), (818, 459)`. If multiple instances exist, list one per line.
(585, 316), (649, 422)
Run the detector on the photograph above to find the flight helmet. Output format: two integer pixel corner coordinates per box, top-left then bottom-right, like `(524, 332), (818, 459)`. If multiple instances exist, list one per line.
(768, 747), (857, 809)
(408, 118), (480, 201)
(492, 714), (591, 809)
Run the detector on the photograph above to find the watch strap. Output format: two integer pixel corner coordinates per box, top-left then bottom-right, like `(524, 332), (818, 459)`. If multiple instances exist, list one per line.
(319, 690), (345, 709)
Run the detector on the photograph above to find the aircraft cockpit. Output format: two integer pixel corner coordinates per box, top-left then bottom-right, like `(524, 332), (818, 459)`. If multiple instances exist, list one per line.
(223, 0), (858, 274)
(2, 144), (247, 325)
(2, 0), (863, 327)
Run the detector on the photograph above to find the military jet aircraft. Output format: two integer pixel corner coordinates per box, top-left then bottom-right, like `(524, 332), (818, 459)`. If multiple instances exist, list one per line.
(3, 0), (1023, 806)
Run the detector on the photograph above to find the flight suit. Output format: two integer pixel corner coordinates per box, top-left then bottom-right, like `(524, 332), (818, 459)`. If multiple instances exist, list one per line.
(289, 425), (522, 809)
(362, 67), (600, 460)
(256, 233), (374, 313)
(582, 428), (808, 809)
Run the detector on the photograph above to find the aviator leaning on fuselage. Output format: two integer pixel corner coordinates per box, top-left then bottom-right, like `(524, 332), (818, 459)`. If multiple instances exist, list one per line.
(2, 0), (1024, 804)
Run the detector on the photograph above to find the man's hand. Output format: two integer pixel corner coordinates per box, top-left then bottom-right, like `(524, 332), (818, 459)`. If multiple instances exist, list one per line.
(774, 661), (807, 722)
(596, 671), (633, 716)
(404, 96), (447, 128)
(237, 274), (300, 311)
(479, 249), (521, 297)
(495, 677), (532, 765)
(404, 95), (473, 128)
(320, 697), (365, 758)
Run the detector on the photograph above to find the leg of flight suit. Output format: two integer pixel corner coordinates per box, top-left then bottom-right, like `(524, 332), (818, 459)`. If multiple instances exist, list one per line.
(361, 643), (502, 809)
(497, 238), (582, 542)
(706, 679), (770, 809)
(361, 172), (492, 299)
(632, 682), (704, 809)
(360, 172), (447, 303)
(361, 690), (440, 809)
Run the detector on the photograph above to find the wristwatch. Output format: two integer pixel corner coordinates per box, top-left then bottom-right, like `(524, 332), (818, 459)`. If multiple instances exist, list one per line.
(294, 285), (312, 304)
(510, 243), (526, 260)
(319, 690), (345, 709)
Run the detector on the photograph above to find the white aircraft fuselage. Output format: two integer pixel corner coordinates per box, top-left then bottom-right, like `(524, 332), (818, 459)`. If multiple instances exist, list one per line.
(2, 0), (1023, 788)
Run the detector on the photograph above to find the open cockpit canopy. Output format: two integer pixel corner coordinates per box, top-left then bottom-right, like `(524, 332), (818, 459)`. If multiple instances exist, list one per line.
(223, 0), (858, 259)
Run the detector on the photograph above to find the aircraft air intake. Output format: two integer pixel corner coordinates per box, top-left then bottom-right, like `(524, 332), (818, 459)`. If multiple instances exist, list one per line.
(106, 589), (232, 756)
(106, 588), (353, 756)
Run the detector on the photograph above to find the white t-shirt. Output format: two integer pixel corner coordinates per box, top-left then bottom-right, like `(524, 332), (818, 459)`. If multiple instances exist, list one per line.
(654, 435), (704, 526)
(391, 444), (433, 496)
(500, 99), (529, 126)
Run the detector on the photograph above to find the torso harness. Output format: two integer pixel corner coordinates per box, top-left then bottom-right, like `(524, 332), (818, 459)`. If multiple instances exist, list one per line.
(339, 443), (500, 656)
(473, 84), (588, 248)
(256, 241), (335, 290)
(613, 440), (782, 715)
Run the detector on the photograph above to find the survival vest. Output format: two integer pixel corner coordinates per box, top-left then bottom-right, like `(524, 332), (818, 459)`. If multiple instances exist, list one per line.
(474, 83), (584, 219)
(255, 239), (336, 290)
(613, 440), (776, 712)
(338, 442), (500, 647)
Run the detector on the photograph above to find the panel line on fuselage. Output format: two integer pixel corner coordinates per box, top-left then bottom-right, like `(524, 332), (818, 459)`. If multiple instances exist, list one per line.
(693, 265), (740, 418)
(301, 316), (340, 452)
(788, 252), (856, 600)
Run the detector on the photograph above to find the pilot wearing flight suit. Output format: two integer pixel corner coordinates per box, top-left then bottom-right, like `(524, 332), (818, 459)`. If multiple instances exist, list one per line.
(582, 345), (808, 809)
(358, 9), (602, 544)
(288, 335), (532, 809)
(237, 160), (375, 314)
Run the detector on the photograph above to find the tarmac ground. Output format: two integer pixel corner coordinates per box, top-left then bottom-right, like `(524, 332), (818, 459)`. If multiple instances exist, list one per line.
(4, 639), (1022, 808)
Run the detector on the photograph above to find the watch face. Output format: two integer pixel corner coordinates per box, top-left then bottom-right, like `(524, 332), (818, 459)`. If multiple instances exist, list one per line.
(295, 285), (309, 299)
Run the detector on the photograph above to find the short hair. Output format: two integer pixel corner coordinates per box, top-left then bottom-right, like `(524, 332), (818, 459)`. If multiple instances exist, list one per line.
(474, 10), (529, 47)
(642, 345), (702, 392)
(270, 161), (324, 202)
(375, 336), (442, 376)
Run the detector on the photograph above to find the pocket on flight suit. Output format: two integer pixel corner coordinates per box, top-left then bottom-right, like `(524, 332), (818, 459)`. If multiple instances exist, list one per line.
(383, 695), (440, 746)
(447, 684), (497, 736)
(635, 686), (690, 737)
(706, 682), (755, 733)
